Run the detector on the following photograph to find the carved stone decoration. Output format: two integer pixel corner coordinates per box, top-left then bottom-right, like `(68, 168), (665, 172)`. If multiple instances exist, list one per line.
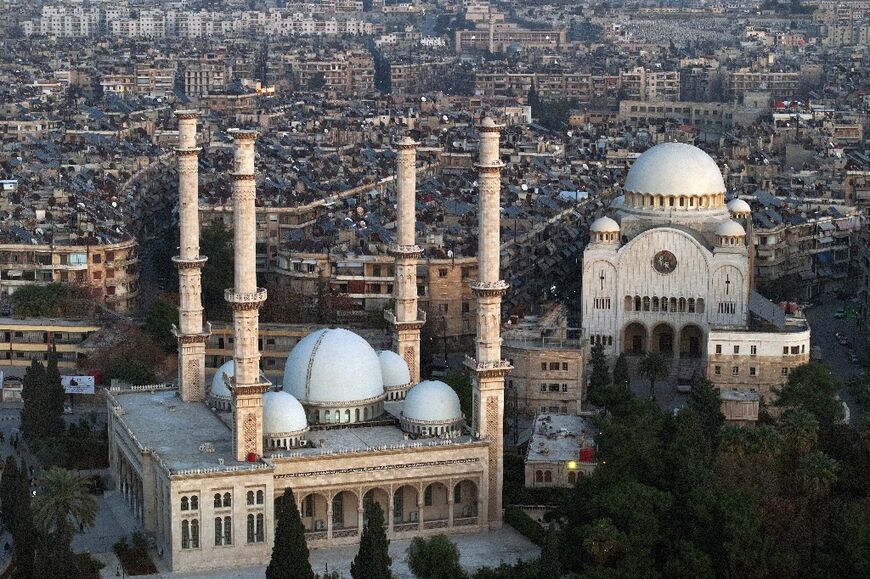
(187, 359), (202, 399)
(403, 346), (415, 376)
(486, 396), (500, 515)
(243, 413), (257, 454)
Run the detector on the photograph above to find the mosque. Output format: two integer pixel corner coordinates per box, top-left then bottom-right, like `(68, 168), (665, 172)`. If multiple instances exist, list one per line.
(106, 113), (510, 572)
(581, 142), (811, 398)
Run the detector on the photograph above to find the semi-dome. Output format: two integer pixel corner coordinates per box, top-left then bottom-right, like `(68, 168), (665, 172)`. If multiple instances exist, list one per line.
(625, 143), (726, 197)
(283, 328), (384, 404)
(263, 391), (308, 435)
(402, 381), (463, 423)
(379, 350), (411, 388)
(211, 360), (234, 398)
(590, 216), (620, 233)
(716, 220), (746, 237)
(727, 198), (752, 215)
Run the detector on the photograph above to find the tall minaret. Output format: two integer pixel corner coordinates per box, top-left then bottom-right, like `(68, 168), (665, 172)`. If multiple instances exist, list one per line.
(389, 137), (424, 387)
(225, 129), (268, 462)
(172, 110), (210, 403)
(467, 117), (510, 528)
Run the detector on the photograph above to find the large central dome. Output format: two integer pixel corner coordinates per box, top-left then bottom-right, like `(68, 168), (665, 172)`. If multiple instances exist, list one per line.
(625, 143), (726, 198)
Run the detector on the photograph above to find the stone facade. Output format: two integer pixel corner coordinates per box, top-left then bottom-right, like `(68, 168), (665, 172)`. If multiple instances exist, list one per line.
(504, 343), (584, 417)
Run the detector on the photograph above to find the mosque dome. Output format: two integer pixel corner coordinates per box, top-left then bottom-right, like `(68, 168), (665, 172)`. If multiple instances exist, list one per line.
(590, 216), (620, 233)
(282, 328), (384, 405)
(727, 198), (752, 215)
(624, 143), (726, 199)
(210, 360), (234, 399)
(263, 391), (307, 435)
(402, 381), (463, 423)
(716, 220), (746, 237)
(611, 195), (625, 208)
(379, 351), (412, 401)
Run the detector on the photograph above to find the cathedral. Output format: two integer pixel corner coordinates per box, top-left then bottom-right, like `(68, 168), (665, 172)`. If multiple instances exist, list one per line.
(582, 143), (811, 398)
(106, 113), (510, 572)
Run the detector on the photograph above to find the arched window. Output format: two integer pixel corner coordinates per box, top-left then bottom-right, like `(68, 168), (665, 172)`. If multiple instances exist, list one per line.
(191, 496), (198, 510)
(661, 296), (668, 312)
(223, 492), (232, 508)
(535, 470), (543, 483)
(634, 296), (641, 311)
(624, 296), (633, 311)
(256, 490), (264, 505)
(247, 514), (255, 543)
(643, 297), (650, 311)
(191, 519), (199, 548)
(181, 520), (190, 549)
(544, 471), (552, 483)
(344, 409), (351, 423)
(214, 517), (223, 546)
(688, 298), (696, 313)
(181, 497), (189, 511)
(355, 408), (360, 422)
(247, 491), (254, 506)
(213, 493), (222, 509)
(670, 297), (677, 311)
(568, 471), (576, 484)
(679, 298), (686, 312)
(697, 298), (705, 313)
(256, 513), (264, 542)
(652, 297), (659, 311)
(223, 516), (232, 545)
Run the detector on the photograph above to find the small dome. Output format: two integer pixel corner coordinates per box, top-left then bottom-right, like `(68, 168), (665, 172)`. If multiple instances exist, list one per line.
(590, 216), (620, 233)
(716, 220), (746, 237)
(625, 143), (726, 198)
(611, 195), (625, 208)
(727, 198), (752, 214)
(263, 391), (307, 435)
(480, 117), (497, 128)
(211, 360), (233, 398)
(379, 350), (411, 389)
(283, 328), (384, 404)
(403, 381), (463, 423)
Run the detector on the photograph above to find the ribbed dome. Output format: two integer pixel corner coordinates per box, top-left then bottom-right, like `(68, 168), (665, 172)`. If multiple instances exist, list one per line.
(403, 381), (463, 423)
(263, 391), (307, 435)
(379, 350), (411, 388)
(282, 328), (384, 404)
(625, 143), (726, 197)
(716, 220), (746, 237)
(590, 216), (620, 233)
(727, 198), (752, 214)
(211, 360), (233, 398)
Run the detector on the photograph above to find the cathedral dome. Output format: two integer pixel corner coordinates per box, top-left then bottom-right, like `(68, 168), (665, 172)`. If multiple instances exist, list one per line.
(402, 381), (463, 423)
(624, 143), (726, 198)
(716, 220), (746, 237)
(263, 391), (308, 435)
(727, 198), (752, 215)
(590, 216), (620, 233)
(282, 328), (385, 405)
(210, 360), (233, 399)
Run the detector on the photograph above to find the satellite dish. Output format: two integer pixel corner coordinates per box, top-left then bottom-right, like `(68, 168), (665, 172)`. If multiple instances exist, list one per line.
(447, 249), (454, 258)
(442, 115), (448, 121)
(521, 184), (528, 191)
(421, 96), (427, 102)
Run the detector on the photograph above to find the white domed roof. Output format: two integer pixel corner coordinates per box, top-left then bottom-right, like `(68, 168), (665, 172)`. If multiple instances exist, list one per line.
(611, 195), (625, 208)
(403, 381), (463, 423)
(263, 391), (307, 435)
(283, 328), (384, 404)
(211, 360), (233, 398)
(625, 143), (726, 197)
(379, 350), (411, 388)
(727, 198), (752, 214)
(590, 216), (620, 233)
(716, 220), (746, 237)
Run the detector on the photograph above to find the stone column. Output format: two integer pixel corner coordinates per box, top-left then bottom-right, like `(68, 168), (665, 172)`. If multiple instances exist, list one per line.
(466, 117), (510, 529)
(388, 137), (424, 387)
(326, 496), (333, 539)
(172, 110), (210, 402)
(226, 129), (268, 463)
(417, 492), (424, 531)
(357, 506), (364, 533)
(447, 489), (454, 528)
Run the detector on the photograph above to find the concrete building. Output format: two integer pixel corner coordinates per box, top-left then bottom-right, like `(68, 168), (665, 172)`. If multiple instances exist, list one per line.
(0, 317), (101, 368)
(524, 413), (596, 488)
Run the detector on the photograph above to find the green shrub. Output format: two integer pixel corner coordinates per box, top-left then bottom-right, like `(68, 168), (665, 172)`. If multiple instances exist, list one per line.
(504, 506), (545, 546)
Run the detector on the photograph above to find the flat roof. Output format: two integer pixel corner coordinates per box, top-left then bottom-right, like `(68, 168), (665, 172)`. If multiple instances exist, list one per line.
(720, 388), (761, 402)
(526, 413), (595, 463)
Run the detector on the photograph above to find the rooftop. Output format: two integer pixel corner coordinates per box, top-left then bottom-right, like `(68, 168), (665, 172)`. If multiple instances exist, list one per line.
(526, 413), (595, 463)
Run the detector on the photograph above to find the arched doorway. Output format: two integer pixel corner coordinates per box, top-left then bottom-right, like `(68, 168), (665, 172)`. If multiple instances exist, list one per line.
(363, 488), (390, 524)
(622, 322), (647, 356)
(679, 325), (704, 358)
(651, 323), (675, 357)
(296, 492), (328, 532)
(452, 480), (479, 522)
(422, 482), (449, 523)
(392, 485), (419, 530)
(332, 491), (358, 530)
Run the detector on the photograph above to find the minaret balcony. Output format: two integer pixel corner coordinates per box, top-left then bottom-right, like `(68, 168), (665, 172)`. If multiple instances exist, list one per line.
(224, 288), (268, 306)
(384, 308), (427, 327)
(463, 354), (512, 375)
(469, 280), (509, 296)
(172, 255), (208, 269)
(388, 244), (423, 258)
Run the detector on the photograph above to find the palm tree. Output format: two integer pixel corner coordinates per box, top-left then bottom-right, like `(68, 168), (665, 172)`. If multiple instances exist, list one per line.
(638, 352), (669, 402)
(33, 467), (98, 553)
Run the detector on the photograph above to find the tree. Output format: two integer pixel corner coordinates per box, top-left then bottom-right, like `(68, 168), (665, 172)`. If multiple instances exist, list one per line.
(0, 456), (18, 531)
(687, 379), (724, 449)
(538, 528), (562, 579)
(32, 467), (98, 571)
(307, 72), (327, 92)
(589, 343), (610, 393)
(43, 347), (65, 439)
(82, 325), (165, 385)
(612, 354), (630, 389)
(775, 362), (843, 431)
(143, 295), (179, 352)
(20, 360), (46, 441)
(638, 352), (669, 402)
(351, 501), (392, 579)
(267, 488), (314, 579)
(200, 219), (234, 321)
(12, 463), (35, 579)
(407, 535), (467, 579)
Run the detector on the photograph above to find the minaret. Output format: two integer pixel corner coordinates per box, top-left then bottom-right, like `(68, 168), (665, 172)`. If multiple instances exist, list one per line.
(388, 137), (424, 387)
(172, 110), (210, 403)
(466, 117), (510, 528)
(225, 129), (268, 462)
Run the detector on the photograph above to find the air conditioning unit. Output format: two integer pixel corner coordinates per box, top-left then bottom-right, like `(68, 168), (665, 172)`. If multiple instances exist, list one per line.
(315, 520), (325, 531)
(410, 511), (418, 522)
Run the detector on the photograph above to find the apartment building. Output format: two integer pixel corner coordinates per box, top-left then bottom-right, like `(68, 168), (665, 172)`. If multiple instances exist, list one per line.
(183, 63), (227, 97)
(726, 70), (799, 100)
(619, 68), (681, 102)
(455, 27), (567, 53)
(0, 318), (101, 369)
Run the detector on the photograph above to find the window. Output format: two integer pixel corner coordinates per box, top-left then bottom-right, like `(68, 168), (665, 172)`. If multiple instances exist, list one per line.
(182, 518), (199, 549)
(568, 471), (577, 484)
(462, 301), (470, 313)
(733, 346), (740, 354)
(749, 367), (757, 376)
(190, 496), (198, 510)
(424, 486), (433, 506)
(535, 470), (543, 483)
(544, 471), (552, 483)
(783, 346), (789, 355)
(791, 346), (800, 355)
(247, 491), (255, 506)
(714, 365), (721, 375)
(541, 362), (547, 371)
(438, 268), (448, 277)
(454, 484), (461, 504)
(562, 362), (568, 371)
(181, 497), (189, 511)
(594, 297), (611, 310)
(93, 271), (102, 280)
(214, 493), (222, 508)
(548, 384), (560, 392)
(214, 517), (223, 546)
(223, 492), (232, 507)
(549, 362), (559, 371)
(750, 345), (757, 356)
(438, 303), (448, 313)
(92, 254), (101, 264)
(561, 384), (568, 393)
(256, 490), (264, 505)
(782, 367), (790, 376)
(715, 344), (722, 354)
(302, 495), (314, 518)
(732, 367), (739, 376)
(223, 516), (232, 545)
(540, 384), (547, 392)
